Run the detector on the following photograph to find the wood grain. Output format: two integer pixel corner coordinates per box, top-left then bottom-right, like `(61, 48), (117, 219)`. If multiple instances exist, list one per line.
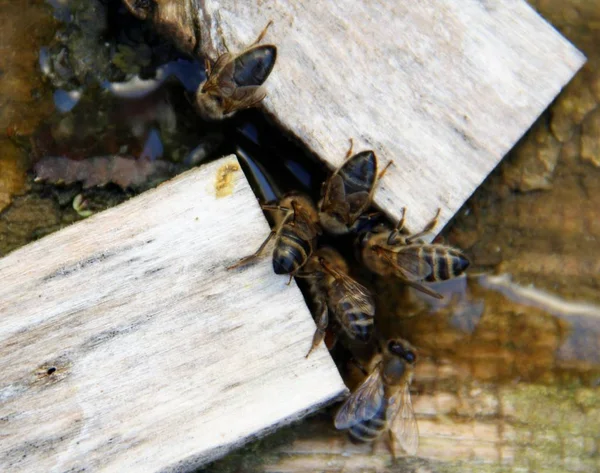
(191, 0), (585, 234)
(0, 156), (347, 472)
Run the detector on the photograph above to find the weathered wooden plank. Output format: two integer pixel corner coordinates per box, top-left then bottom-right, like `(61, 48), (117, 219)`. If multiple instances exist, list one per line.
(0, 156), (347, 472)
(139, 0), (585, 234)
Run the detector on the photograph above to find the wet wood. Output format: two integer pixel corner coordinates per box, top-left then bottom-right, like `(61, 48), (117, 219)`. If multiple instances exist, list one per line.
(0, 156), (347, 473)
(228, 275), (600, 473)
(127, 0), (585, 234)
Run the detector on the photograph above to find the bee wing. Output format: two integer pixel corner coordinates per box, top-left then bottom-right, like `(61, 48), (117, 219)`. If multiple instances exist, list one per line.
(387, 382), (419, 456)
(378, 248), (442, 299)
(346, 191), (371, 222)
(334, 365), (384, 429)
(290, 205), (320, 239)
(379, 247), (431, 281)
(322, 175), (350, 220)
(330, 270), (375, 316)
(222, 86), (267, 114)
(210, 53), (233, 77)
(203, 55), (236, 95)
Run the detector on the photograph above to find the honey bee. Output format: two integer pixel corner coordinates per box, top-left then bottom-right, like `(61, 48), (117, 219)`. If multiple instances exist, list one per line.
(301, 247), (375, 358)
(358, 208), (470, 299)
(318, 140), (391, 235)
(196, 21), (277, 120)
(227, 192), (321, 277)
(335, 338), (419, 457)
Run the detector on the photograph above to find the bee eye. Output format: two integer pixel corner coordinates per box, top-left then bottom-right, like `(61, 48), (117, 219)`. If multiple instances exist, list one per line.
(388, 341), (416, 363)
(388, 340), (402, 354)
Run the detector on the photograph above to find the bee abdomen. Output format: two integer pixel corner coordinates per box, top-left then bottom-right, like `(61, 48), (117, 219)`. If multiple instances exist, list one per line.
(420, 246), (470, 282)
(348, 410), (386, 443)
(339, 151), (376, 194)
(273, 227), (312, 274)
(234, 46), (277, 87)
(337, 302), (373, 341)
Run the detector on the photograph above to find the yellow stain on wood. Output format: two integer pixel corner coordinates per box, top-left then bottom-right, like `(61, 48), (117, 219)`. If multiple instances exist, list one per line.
(215, 162), (241, 198)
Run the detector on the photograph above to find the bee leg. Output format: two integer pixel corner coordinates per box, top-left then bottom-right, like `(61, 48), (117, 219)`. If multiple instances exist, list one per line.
(306, 303), (329, 358)
(344, 138), (355, 158)
(387, 430), (398, 461)
(214, 12), (231, 53)
(251, 20), (274, 46)
(387, 207), (407, 245)
(286, 274), (294, 286)
(406, 208), (441, 244)
(325, 329), (338, 351)
(350, 358), (369, 376)
(261, 203), (291, 213)
(377, 160), (394, 180)
(293, 271), (318, 279)
(204, 58), (212, 77)
(226, 229), (276, 270)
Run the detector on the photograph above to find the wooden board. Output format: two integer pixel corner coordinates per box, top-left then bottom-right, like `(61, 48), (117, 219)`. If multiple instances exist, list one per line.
(189, 0), (585, 233)
(0, 156), (347, 472)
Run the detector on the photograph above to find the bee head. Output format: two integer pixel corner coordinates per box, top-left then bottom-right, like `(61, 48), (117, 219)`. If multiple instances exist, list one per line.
(387, 339), (417, 365)
(195, 88), (228, 121)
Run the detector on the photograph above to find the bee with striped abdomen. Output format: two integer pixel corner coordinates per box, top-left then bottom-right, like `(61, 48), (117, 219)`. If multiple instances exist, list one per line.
(301, 247), (375, 358)
(196, 21), (277, 120)
(335, 338), (419, 457)
(358, 208), (470, 299)
(318, 140), (391, 235)
(227, 192), (321, 278)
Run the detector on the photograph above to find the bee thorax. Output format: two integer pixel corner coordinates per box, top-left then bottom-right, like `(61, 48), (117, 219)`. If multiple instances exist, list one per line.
(195, 91), (228, 121)
(318, 211), (349, 235)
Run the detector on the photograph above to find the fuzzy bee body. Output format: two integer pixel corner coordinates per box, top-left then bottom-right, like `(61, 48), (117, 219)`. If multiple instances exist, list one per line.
(336, 150), (377, 197)
(196, 22), (277, 120)
(348, 399), (388, 443)
(319, 146), (388, 235)
(400, 244), (469, 282)
(271, 193), (320, 275)
(227, 192), (320, 277)
(273, 221), (316, 275)
(335, 338), (419, 456)
(358, 208), (470, 299)
(232, 46), (276, 87)
(303, 247), (375, 357)
(328, 281), (374, 342)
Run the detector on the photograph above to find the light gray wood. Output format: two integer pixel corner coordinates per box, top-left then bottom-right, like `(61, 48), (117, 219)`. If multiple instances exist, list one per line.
(194, 0), (585, 234)
(0, 156), (347, 473)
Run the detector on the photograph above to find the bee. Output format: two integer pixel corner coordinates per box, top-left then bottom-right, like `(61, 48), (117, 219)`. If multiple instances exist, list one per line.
(358, 208), (470, 299)
(196, 21), (277, 120)
(301, 247), (376, 358)
(318, 140), (391, 235)
(335, 338), (419, 457)
(227, 192), (321, 278)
